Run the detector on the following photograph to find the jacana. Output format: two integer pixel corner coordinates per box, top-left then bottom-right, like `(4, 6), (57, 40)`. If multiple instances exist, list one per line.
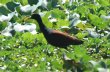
(31, 14), (83, 48)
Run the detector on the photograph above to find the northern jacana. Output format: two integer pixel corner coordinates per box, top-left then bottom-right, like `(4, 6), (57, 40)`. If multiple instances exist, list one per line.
(31, 14), (83, 48)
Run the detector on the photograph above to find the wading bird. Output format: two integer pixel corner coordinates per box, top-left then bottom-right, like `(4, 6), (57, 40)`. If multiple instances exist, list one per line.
(31, 14), (83, 48)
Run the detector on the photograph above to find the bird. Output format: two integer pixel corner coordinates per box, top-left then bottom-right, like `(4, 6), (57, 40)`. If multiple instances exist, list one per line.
(30, 13), (83, 48)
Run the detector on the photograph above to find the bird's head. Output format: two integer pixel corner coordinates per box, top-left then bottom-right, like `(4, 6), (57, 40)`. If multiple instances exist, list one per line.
(22, 14), (41, 22)
(31, 13), (41, 20)
(23, 13), (42, 22)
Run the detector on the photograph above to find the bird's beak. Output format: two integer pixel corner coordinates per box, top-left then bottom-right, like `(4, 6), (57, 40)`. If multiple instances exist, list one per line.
(23, 16), (31, 21)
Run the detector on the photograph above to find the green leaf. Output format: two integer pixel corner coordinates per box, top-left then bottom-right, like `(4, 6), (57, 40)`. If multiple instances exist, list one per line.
(36, 33), (47, 44)
(0, 6), (11, 15)
(0, 22), (7, 31)
(42, 15), (53, 28)
(74, 47), (91, 62)
(76, 22), (86, 30)
(47, 0), (59, 10)
(74, 5), (89, 18)
(74, 47), (87, 57)
(97, 0), (110, 6)
(51, 60), (62, 70)
(16, 6), (32, 15)
(6, 1), (19, 11)
(76, 32), (88, 39)
(0, 0), (12, 4)
(99, 10), (106, 15)
(51, 9), (65, 19)
(57, 19), (69, 28)
(19, 0), (28, 5)
(28, 0), (38, 5)
(88, 13), (108, 29)
(0, 50), (11, 56)
(0, 35), (4, 39)
(21, 32), (37, 43)
(14, 0), (28, 5)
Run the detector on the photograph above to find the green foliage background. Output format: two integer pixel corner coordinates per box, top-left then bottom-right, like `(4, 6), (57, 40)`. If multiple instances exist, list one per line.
(0, 0), (110, 72)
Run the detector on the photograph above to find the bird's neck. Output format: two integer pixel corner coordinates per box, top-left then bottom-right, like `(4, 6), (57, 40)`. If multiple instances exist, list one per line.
(36, 18), (49, 35)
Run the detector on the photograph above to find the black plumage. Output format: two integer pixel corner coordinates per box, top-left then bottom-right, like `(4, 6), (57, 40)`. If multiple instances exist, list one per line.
(31, 14), (83, 48)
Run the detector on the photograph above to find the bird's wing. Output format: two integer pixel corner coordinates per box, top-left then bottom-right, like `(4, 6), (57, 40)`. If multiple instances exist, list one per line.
(50, 30), (83, 45)
(51, 30), (77, 40)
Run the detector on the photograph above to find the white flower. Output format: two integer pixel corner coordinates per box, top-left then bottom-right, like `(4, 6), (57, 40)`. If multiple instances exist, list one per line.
(20, 5), (32, 12)
(41, 57), (46, 61)
(86, 28), (100, 38)
(30, 30), (37, 35)
(97, 68), (110, 72)
(19, 64), (26, 68)
(34, 64), (38, 67)
(14, 23), (37, 34)
(0, 12), (15, 22)
(62, 0), (66, 4)
(1, 22), (13, 36)
(101, 15), (110, 20)
(49, 18), (57, 23)
(0, 65), (7, 70)
(47, 62), (50, 66)
(22, 57), (27, 61)
(38, 0), (48, 9)
(14, 24), (25, 32)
